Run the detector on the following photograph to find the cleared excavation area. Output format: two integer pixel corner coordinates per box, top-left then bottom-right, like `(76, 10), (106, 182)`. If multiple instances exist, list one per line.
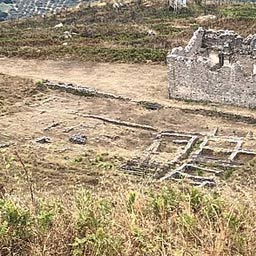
(1, 67), (256, 193)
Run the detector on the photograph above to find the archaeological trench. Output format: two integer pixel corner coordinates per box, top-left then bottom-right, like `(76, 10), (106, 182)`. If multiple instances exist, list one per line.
(1, 28), (256, 188)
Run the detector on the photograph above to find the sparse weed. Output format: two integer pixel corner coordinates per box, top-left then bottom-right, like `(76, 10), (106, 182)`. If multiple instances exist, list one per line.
(149, 187), (179, 219)
(94, 153), (115, 170)
(36, 199), (61, 231)
(178, 212), (197, 231)
(35, 80), (44, 87)
(127, 191), (136, 213)
(0, 198), (32, 251)
(0, 184), (254, 255)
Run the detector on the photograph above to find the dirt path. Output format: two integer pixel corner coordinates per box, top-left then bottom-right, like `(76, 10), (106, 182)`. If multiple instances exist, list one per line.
(0, 57), (168, 102)
(1, 57), (256, 119)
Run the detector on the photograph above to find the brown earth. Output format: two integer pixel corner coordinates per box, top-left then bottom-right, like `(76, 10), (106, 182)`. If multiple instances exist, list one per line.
(0, 60), (256, 195)
(1, 57), (256, 118)
(0, 57), (168, 101)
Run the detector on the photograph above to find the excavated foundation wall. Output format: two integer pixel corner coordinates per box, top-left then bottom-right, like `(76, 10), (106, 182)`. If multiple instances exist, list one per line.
(167, 28), (256, 108)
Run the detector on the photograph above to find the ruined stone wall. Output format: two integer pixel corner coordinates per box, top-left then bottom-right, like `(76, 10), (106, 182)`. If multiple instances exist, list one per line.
(167, 28), (256, 108)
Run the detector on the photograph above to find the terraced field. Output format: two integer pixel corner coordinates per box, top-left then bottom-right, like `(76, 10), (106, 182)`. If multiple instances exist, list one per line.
(1, 1), (255, 63)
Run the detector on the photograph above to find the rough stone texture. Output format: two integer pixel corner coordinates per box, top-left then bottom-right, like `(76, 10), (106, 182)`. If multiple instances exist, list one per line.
(69, 134), (87, 145)
(121, 128), (256, 187)
(167, 28), (256, 108)
(35, 136), (51, 144)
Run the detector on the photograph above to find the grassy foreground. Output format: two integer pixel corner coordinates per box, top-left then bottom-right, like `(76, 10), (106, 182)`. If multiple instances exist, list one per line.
(1, 138), (255, 255)
(0, 165), (255, 256)
(0, 141), (255, 255)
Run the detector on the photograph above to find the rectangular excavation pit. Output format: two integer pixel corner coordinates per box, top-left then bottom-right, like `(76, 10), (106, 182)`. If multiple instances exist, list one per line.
(182, 165), (221, 177)
(168, 170), (215, 185)
(121, 159), (171, 178)
(206, 140), (237, 149)
(151, 138), (192, 164)
(200, 148), (231, 161)
(157, 137), (184, 154)
(234, 152), (256, 162)
(150, 152), (182, 165)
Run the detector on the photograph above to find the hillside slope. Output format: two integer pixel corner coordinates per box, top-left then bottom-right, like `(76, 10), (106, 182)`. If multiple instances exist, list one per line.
(0, 0), (82, 21)
(0, 1), (255, 63)
(0, 2), (256, 255)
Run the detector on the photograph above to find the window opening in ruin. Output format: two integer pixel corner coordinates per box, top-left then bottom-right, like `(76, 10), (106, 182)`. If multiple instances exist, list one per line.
(253, 64), (256, 75)
(218, 53), (224, 67)
(209, 51), (223, 71)
(222, 42), (233, 67)
(209, 51), (219, 65)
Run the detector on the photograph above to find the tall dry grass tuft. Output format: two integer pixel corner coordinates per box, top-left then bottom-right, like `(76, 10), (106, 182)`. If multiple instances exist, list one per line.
(0, 181), (255, 256)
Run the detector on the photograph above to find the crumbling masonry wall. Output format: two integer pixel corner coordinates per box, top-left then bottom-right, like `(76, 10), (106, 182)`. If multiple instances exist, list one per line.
(167, 28), (256, 108)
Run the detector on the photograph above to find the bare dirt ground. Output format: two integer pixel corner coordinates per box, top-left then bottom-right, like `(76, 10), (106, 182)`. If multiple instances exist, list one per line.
(1, 57), (255, 119)
(0, 57), (168, 102)
(1, 67), (256, 194)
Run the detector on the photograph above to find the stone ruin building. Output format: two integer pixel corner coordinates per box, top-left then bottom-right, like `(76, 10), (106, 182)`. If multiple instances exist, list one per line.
(167, 28), (256, 108)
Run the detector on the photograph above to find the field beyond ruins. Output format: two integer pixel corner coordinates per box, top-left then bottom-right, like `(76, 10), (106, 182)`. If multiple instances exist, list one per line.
(0, 1), (256, 255)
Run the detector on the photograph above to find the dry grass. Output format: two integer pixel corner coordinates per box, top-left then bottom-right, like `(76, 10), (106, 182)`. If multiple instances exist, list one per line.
(0, 3), (256, 253)
(0, 165), (255, 256)
(0, 2), (255, 63)
(0, 131), (255, 255)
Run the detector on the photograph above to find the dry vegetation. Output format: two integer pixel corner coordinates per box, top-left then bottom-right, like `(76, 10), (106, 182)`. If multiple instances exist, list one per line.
(0, 178), (256, 256)
(0, 1), (255, 63)
(0, 1), (256, 255)
(0, 71), (256, 255)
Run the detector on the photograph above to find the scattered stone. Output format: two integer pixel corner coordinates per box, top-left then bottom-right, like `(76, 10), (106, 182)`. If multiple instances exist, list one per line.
(35, 136), (51, 144)
(69, 134), (87, 145)
(0, 143), (10, 148)
(138, 101), (163, 110)
(54, 22), (64, 28)
(44, 122), (60, 131)
(147, 29), (157, 36)
(168, 0), (187, 12)
(63, 126), (75, 133)
(113, 2), (125, 10)
(63, 31), (72, 39)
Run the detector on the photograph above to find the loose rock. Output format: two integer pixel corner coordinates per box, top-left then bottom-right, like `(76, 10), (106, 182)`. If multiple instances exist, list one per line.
(69, 134), (87, 145)
(35, 136), (51, 144)
(0, 143), (10, 148)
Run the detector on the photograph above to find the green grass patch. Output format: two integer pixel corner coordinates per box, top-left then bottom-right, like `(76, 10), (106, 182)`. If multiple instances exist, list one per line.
(220, 4), (256, 18)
